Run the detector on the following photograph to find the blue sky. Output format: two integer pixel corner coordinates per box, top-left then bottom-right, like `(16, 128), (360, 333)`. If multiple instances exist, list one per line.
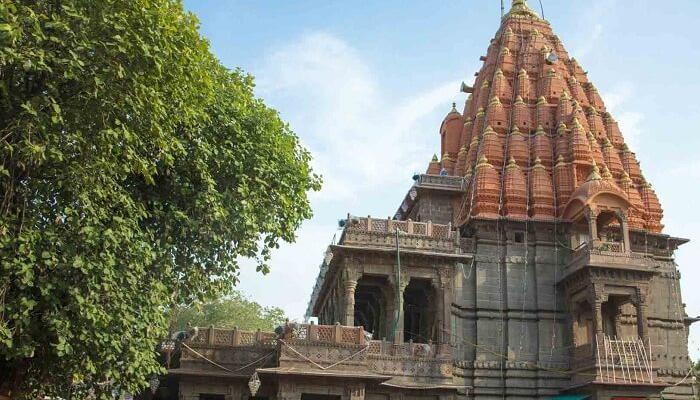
(183, 0), (700, 358)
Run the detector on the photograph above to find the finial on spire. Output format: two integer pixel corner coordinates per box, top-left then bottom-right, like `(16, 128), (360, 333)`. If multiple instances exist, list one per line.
(505, 0), (541, 20)
(451, 102), (457, 112)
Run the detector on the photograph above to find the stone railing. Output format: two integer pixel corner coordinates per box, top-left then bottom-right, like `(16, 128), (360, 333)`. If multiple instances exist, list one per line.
(186, 326), (277, 348)
(177, 326), (278, 375)
(278, 325), (452, 380)
(592, 240), (624, 253)
(416, 174), (466, 190)
(340, 216), (458, 253)
(179, 323), (453, 382)
(344, 216), (453, 239)
(285, 323), (367, 346)
(366, 340), (450, 358)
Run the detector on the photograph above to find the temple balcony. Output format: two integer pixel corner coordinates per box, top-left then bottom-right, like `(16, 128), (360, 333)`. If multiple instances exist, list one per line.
(275, 323), (453, 383)
(172, 324), (454, 385)
(339, 215), (471, 254)
(560, 239), (656, 282)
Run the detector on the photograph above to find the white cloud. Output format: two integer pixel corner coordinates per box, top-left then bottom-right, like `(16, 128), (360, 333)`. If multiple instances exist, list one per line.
(257, 32), (460, 201)
(236, 32), (463, 319)
(601, 83), (644, 148)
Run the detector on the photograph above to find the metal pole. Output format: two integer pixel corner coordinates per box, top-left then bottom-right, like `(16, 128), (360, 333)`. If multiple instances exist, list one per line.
(391, 228), (402, 342)
(501, 0), (505, 18)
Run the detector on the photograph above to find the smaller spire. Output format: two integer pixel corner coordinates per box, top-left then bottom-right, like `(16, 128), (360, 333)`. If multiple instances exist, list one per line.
(535, 125), (546, 135)
(431, 154), (439, 162)
(506, 157), (518, 169)
(586, 163), (602, 181)
(537, 96), (547, 105)
(533, 157), (544, 168)
(621, 170), (632, 184)
(571, 117), (582, 129)
(514, 95), (525, 105)
(557, 122), (567, 135)
(555, 154), (566, 167)
(477, 155), (490, 167)
(601, 164), (613, 180)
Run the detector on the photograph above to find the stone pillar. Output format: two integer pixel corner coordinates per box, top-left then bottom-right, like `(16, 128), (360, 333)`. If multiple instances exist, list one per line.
(618, 210), (631, 253)
(591, 287), (604, 337)
(346, 383), (365, 400)
(635, 288), (649, 341)
(438, 267), (453, 347)
(586, 207), (598, 241)
(344, 279), (358, 326)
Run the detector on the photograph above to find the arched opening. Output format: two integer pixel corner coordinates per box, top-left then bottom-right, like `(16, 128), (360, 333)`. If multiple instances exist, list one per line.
(354, 276), (389, 340)
(595, 210), (625, 252)
(403, 279), (437, 343)
(564, 183), (631, 253)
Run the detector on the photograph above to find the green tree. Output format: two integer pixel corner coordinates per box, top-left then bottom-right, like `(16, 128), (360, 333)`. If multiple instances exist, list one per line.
(0, 0), (320, 398)
(172, 291), (286, 332)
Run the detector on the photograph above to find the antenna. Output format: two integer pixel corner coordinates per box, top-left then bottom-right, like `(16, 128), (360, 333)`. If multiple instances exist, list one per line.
(501, 0), (505, 18)
(538, 0), (545, 19)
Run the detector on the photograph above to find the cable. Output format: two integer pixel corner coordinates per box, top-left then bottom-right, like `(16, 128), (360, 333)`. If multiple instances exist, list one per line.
(278, 339), (370, 371)
(181, 342), (276, 374)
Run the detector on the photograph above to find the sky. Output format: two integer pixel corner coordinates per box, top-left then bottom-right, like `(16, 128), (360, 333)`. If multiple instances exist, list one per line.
(182, 0), (700, 359)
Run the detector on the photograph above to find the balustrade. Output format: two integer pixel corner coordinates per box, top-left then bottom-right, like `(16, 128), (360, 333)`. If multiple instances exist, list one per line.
(344, 216), (453, 239)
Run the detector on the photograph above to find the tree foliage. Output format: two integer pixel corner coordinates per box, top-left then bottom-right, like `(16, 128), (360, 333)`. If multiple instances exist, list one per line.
(0, 0), (320, 397)
(172, 291), (286, 333)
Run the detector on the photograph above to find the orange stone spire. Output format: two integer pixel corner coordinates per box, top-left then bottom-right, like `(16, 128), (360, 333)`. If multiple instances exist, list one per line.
(433, 0), (664, 232)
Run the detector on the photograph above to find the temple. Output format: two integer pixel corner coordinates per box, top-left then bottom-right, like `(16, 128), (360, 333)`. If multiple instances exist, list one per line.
(161, 1), (695, 399)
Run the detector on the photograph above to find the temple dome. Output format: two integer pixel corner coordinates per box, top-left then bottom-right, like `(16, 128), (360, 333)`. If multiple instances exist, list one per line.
(563, 164), (630, 220)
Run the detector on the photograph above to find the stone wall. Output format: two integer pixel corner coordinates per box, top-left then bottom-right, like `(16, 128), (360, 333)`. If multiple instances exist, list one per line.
(452, 220), (570, 399)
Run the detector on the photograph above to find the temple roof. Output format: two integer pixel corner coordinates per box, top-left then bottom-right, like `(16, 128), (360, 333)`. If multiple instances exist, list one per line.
(433, 0), (663, 233)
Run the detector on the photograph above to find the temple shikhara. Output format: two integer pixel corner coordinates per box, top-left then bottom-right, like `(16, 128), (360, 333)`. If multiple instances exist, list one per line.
(164, 1), (695, 399)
